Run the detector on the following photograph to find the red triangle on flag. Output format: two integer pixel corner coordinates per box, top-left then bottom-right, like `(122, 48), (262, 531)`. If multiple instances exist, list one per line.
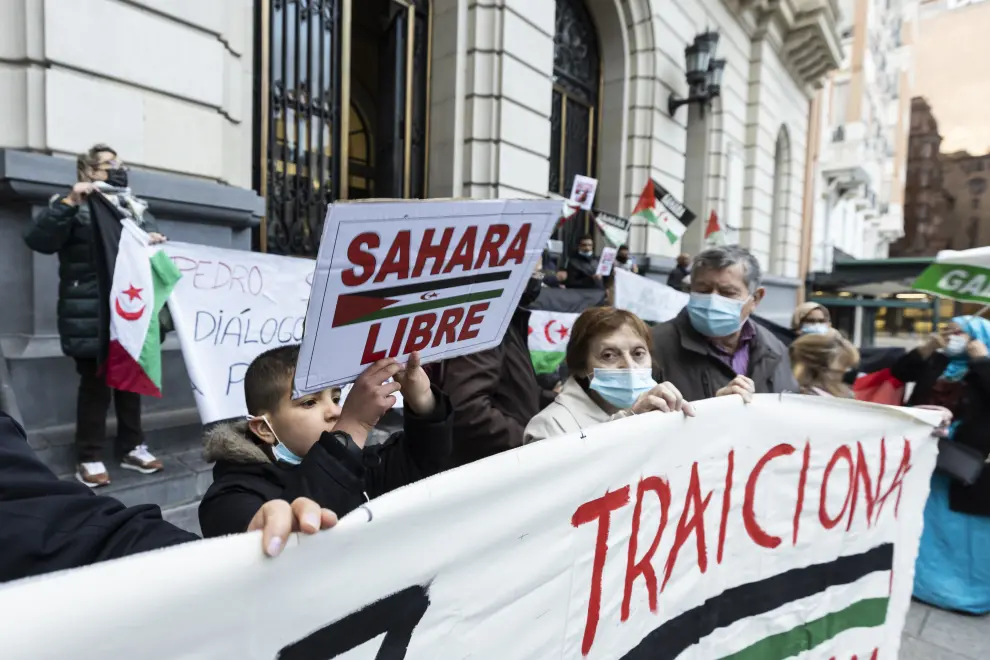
(704, 210), (721, 238)
(632, 179), (657, 216)
(332, 294), (400, 327)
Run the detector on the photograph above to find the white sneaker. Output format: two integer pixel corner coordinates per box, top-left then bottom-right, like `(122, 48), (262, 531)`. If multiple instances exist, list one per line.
(76, 461), (110, 488)
(120, 445), (163, 474)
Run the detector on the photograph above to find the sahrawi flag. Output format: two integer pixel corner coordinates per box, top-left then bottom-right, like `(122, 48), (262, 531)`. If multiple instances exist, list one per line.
(913, 245), (990, 304)
(631, 179), (695, 245)
(105, 219), (181, 397)
(704, 209), (726, 246)
(527, 310), (578, 374)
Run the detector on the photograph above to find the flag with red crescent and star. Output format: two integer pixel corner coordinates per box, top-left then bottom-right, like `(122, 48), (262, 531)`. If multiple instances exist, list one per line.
(527, 310), (579, 375)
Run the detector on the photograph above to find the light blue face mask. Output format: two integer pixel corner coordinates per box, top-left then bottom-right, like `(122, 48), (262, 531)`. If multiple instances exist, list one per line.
(801, 323), (829, 335)
(246, 414), (302, 465)
(579, 250), (594, 258)
(687, 292), (747, 338)
(588, 368), (657, 409)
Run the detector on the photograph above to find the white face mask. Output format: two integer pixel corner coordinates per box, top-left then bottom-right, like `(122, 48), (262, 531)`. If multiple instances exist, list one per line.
(801, 323), (829, 335)
(945, 334), (969, 357)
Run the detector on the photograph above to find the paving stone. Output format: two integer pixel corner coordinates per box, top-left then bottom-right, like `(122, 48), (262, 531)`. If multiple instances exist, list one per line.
(903, 601), (933, 637)
(917, 606), (990, 659)
(162, 501), (202, 537)
(900, 635), (975, 660)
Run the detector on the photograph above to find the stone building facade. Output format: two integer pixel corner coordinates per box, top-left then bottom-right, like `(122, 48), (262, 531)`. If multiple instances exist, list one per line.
(890, 97), (955, 256)
(940, 151), (990, 250)
(0, 0), (840, 495)
(804, 0), (915, 273)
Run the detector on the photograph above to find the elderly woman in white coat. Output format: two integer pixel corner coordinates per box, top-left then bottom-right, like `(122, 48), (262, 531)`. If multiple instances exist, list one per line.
(523, 307), (694, 443)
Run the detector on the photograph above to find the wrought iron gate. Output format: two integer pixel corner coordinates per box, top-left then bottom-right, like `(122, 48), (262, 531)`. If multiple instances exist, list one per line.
(255, 0), (431, 257)
(550, 0), (601, 248)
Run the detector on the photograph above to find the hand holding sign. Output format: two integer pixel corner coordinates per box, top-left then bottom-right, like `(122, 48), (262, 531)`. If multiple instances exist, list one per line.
(335, 359), (403, 447)
(392, 351), (435, 416)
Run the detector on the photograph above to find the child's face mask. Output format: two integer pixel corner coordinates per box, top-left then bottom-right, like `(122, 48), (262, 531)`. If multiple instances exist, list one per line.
(246, 414), (303, 465)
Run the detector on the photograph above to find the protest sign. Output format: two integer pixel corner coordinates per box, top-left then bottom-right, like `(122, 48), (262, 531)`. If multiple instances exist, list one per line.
(594, 210), (631, 247)
(0, 396), (939, 660)
(161, 242), (314, 422)
(613, 269), (689, 324)
(528, 310), (579, 374)
(597, 247), (618, 277)
(294, 199), (558, 394)
(570, 175), (599, 211)
(912, 245), (990, 304)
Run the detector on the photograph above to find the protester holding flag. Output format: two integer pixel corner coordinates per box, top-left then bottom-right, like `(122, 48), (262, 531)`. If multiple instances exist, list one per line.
(523, 307), (694, 444)
(891, 316), (990, 613)
(436, 267), (558, 465)
(22, 144), (167, 488)
(650, 245), (797, 402)
(198, 345), (452, 538)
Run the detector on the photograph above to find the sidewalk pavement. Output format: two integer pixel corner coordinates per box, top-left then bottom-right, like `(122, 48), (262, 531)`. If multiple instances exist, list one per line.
(902, 600), (989, 659)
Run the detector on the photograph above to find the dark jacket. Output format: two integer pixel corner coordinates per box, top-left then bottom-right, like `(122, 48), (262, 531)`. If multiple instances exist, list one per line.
(892, 349), (990, 516)
(0, 412), (195, 583)
(436, 309), (556, 466)
(198, 387), (454, 538)
(666, 266), (689, 292)
(651, 310), (798, 400)
(23, 194), (159, 359)
(565, 254), (602, 290)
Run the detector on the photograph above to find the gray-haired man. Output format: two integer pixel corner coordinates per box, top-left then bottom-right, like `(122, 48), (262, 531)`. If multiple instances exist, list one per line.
(651, 245), (797, 401)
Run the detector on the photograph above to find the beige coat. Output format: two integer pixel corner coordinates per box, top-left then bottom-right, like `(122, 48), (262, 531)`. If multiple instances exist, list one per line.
(523, 377), (630, 444)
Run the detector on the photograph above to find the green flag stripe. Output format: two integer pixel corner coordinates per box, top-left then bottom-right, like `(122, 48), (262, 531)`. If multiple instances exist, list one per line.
(718, 597), (888, 660)
(913, 262), (990, 303)
(340, 289), (504, 326)
(531, 350), (566, 374)
(137, 250), (183, 389)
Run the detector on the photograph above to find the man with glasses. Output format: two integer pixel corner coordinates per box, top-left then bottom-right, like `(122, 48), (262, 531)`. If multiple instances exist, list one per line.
(24, 144), (168, 487)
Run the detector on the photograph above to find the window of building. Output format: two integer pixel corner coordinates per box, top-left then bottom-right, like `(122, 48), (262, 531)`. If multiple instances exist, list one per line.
(973, 198), (980, 210)
(917, 204), (928, 219)
(769, 127), (791, 276)
(830, 82), (848, 130)
(255, 0), (432, 256)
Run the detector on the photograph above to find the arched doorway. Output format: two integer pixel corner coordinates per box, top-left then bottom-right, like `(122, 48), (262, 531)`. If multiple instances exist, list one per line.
(550, 0), (601, 251)
(256, 0), (432, 257)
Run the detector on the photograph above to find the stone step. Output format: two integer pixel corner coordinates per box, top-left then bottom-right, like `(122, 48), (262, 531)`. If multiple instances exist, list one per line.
(31, 406), (204, 478)
(63, 446), (214, 511)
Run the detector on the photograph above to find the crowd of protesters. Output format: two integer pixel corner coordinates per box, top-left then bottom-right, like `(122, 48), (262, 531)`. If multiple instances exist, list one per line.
(4, 146), (990, 626)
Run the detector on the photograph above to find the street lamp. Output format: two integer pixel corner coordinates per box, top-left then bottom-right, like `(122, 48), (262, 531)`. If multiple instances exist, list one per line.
(668, 30), (726, 117)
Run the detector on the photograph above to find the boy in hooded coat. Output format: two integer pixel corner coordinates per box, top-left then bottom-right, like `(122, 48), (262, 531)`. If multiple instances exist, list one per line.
(198, 345), (452, 538)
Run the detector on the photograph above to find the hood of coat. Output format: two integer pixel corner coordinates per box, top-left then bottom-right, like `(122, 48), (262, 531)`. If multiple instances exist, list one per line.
(203, 421), (271, 465)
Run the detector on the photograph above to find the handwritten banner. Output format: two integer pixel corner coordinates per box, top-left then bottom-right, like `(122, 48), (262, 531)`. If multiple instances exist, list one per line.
(294, 199), (558, 394)
(160, 242), (313, 423)
(0, 396), (939, 660)
(612, 268), (689, 324)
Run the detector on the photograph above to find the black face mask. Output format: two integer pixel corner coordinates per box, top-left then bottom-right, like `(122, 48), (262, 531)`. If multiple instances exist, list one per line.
(105, 168), (129, 188)
(616, 253), (629, 263)
(519, 277), (543, 308)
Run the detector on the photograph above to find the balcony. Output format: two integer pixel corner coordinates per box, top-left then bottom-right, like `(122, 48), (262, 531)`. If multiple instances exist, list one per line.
(821, 122), (883, 190)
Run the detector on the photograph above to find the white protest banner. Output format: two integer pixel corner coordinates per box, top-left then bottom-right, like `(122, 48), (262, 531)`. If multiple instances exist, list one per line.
(528, 310), (579, 374)
(597, 247), (618, 277)
(0, 396), (939, 660)
(294, 199), (558, 394)
(613, 268), (689, 324)
(570, 175), (599, 211)
(161, 242), (313, 422)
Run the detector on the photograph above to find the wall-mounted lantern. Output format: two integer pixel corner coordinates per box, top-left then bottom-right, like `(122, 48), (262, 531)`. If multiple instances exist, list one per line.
(668, 30), (726, 117)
